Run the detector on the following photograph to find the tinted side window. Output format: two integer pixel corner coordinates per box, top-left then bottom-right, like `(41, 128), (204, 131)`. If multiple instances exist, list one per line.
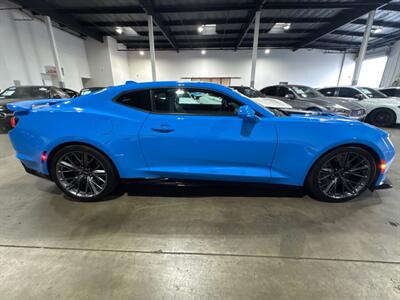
(319, 88), (336, 97)
(116, 90), (152, 111)
(338, 88), (360, 98)
(152, 88), (241, 115)
(277, 87), (292, 97)
(260, 86), (277, 96)
(380, 89), (395, 96)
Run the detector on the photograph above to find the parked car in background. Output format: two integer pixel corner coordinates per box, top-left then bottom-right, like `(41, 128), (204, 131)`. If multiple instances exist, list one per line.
(79, 87), (105, 96)
(260, 84), (366, 120)
(0, 85), (70, 131)
(6, 81), (395, 203)
(230, 86), (292, 109)
(318, 86), (400, 127)
(61, 88), (79, 98)
(378, 87), (400, 98)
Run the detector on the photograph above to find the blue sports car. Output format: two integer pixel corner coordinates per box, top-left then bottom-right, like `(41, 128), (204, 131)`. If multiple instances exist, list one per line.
(7, 81), (395, 202)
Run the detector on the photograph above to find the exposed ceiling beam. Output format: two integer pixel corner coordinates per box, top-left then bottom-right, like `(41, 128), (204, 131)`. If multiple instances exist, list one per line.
(292, 0), (390, 50)
(55, 1), (383, 15)
(234, 0), (268, 50)
(10, 0), (104, 42)
(137, 0), (179, 51)
(121, 37), (301, 44)
(352, 19), (400, 29)
(81, 17), (330, 28)
(368, 29), (400, 49)
(379, 3), (400, 12)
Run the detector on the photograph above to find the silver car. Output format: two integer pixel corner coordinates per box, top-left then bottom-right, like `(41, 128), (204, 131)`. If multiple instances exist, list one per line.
(260, 85), (367, 120)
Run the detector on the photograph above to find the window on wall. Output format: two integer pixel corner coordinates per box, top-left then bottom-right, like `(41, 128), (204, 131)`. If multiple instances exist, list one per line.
(358, 56), (388, 88)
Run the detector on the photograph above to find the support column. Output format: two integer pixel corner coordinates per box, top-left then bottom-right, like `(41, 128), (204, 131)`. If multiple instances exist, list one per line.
(351, 10), (375, 86)
(44, 16), (65, 88)
(337, 52), (346, 85)
(147, 15), (157, 81)
(250, 11), (261, 88)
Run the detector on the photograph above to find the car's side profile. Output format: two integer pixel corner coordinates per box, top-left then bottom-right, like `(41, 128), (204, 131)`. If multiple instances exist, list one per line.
(229, 86), (293, 109)
(260, 84), (366, 120)
(319, 86), (400, 127)
(7, 81), (395, 202)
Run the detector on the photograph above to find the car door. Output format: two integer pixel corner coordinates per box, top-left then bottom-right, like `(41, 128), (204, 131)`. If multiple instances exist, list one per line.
(337, 87), (364, 99)
(139, 87), (277, 183)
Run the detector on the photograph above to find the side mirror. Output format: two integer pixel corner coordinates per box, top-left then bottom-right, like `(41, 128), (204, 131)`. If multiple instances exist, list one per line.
(285, 93), (295, 100)
(237, 105), (258, 120)
(354, 93), (364, 100)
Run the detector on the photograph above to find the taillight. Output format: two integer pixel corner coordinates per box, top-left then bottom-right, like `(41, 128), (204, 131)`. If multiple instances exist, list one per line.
(379, 160), (387, 174)
(10, 116), (18, 128)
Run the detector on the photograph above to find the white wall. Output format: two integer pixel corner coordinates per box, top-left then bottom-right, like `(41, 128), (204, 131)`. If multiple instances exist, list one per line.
(128, 49), (355, 89)
(84, 36), (130, 87)
(0, 1), (90, 91)
(380, 41), (400, 87)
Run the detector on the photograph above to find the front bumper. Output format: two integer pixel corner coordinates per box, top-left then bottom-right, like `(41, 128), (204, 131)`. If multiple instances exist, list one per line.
(372, 179), (392, 191)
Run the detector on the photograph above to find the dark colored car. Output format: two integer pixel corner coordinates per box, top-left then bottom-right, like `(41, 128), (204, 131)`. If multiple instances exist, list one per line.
(79, 87), (105, 96)
(0, 85), (70, 131)
(378, 87), (400, 97)
(61, 88), (79, 98)
(260, 85), (366, 120)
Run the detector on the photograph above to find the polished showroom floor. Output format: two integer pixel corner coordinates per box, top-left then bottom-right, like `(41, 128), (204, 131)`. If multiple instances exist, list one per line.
(0, 128), (399, 299)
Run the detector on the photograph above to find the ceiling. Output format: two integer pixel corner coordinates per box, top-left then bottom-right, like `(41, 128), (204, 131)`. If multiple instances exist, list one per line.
(9, 0), (400, 52)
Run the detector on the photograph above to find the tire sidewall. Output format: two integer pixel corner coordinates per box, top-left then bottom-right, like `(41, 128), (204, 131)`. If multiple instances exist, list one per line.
(50, 145), (119, 201)
(368, 108), (396, 127)
(307, 146), (377, 202)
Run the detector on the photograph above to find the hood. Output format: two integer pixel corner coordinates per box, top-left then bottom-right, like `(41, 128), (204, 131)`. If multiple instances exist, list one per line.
(361, 97), (400, 106)
(306, 96), (364, 110)
(251, 97), (292, 109)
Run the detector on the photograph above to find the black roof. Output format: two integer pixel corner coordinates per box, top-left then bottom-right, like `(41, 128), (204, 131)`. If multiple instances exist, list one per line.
(9, 0), (400, 52)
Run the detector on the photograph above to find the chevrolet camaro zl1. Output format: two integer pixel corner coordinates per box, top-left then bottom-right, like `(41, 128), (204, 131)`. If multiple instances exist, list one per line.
(7, 81), (395, 202)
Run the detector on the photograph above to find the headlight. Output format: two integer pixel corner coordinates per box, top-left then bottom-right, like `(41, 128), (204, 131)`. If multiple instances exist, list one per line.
(327, 104), (349, 114)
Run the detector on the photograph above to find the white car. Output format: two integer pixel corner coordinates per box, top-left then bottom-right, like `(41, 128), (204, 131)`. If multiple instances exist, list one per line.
(318, 86), (400, 127)
(378, 87), (400, 98)
(230, 86), (292, 109)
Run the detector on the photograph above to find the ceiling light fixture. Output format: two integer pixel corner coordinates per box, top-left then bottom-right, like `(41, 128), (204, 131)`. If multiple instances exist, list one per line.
(139, 51), (144, 56)
(201, 49), (206, 55)
(198, 25), (204, 33)
(283, 23), (291, 31)
(115, 26), (123, 34)
(264, 49), (271, 54)
(372, 27), (383, 34)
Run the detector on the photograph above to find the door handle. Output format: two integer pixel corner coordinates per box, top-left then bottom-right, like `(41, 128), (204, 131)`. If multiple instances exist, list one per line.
(151, 125), (174, 133)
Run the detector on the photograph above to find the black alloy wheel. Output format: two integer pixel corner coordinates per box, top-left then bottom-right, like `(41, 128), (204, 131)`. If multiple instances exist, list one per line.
(51, 145), (118, 201)
(367, 108), (396, 127)
(307, 147), (377, 202)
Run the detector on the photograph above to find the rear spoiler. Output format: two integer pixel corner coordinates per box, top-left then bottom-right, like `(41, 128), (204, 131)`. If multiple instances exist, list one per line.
(6, 98), (67, 114)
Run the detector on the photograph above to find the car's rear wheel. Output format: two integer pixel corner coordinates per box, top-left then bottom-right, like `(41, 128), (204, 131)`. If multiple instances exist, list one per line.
(307, 147), (377, 202)
(51, 145), (118, 201)
(366, 108), (396, 127)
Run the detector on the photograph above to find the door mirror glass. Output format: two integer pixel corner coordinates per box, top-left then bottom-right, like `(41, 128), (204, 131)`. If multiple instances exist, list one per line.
(237, 105), (258, 120)
(354, 93), (365, 100)
(285, 93), (295, 100)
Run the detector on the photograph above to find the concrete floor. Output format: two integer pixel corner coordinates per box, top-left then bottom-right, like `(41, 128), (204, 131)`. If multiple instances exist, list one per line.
(0, 130), (399, 299)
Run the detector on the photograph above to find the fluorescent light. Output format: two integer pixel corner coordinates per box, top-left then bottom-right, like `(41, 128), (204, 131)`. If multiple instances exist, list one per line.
(201, 50), (206, 55)
(198, 24), (217, 35)
(115, 26), (123, 34)
(372, 27), (383, 34)
(283, 23), (291, 30)
(269, 23), (291, 34)
(264, 49), (270, 54)
(139, 51), (144, 56)
(198, 25), (204, 33)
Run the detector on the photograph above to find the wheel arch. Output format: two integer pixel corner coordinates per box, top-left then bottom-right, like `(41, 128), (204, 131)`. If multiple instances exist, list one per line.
(303, 142), (381, 188)
(46, 141), (120, 180)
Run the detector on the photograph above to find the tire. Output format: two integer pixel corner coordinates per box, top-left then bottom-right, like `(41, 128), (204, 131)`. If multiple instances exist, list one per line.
(306, 146), (377, 202)
(50, 145), (119, 201)
(366, 108), (396, 127)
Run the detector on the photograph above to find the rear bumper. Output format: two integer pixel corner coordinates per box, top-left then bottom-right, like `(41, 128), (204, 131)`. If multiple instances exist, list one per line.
(372, 179), (392, 190)
(21, 163), (51, 181)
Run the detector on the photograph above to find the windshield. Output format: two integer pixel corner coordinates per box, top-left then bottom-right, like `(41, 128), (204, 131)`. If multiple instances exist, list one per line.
(291, 86), (323, 99)
(232, 86), (264, 98)
(359, 87), (387, 98)
(0, 86), (50, 100)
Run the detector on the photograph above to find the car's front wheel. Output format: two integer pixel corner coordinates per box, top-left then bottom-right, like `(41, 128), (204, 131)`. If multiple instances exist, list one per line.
(366, 108), (396, 127)
(306, 147), (377, 202)
(51, 145), (119, 201)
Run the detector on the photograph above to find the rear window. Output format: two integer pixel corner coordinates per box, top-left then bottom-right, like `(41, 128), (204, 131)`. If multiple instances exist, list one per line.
(115, 89), (152, 111)
(0, 86), (50, 99)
